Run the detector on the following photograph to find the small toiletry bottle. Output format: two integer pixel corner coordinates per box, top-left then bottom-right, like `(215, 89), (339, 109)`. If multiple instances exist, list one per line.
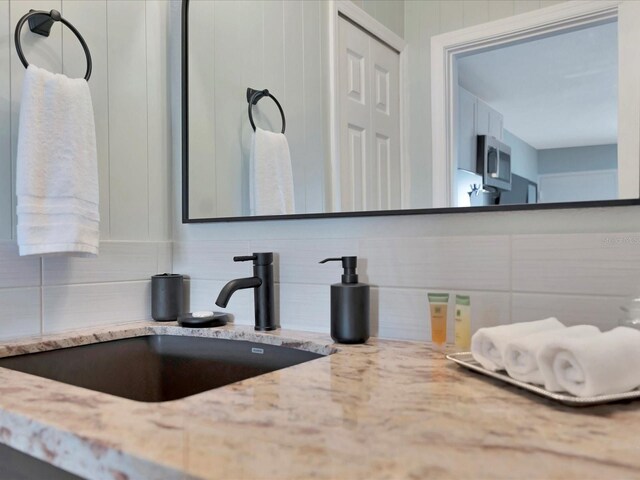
(454, 295), (471, 349)
(428, 293), (449, 346)
(320, 257), (370, 344)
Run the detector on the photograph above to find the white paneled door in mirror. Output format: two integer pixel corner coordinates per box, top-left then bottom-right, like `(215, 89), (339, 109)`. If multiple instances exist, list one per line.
(337, 15), (401, 213)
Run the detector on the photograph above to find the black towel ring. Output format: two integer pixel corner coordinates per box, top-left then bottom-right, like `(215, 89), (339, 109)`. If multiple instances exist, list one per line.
(15, 9), (92, 81)
(246, 87), (286, 134)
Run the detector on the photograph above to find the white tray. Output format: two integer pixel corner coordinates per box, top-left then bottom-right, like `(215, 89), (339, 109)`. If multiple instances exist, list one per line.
(446, 352), (640, 407)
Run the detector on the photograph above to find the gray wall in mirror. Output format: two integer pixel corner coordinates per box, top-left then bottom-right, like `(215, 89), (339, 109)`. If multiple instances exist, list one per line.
(183, 0), (634, 222)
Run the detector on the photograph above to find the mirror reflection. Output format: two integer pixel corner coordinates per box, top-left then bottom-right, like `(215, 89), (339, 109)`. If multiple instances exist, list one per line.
(454, 20), (617, 207)
(185, 1), (626, 220)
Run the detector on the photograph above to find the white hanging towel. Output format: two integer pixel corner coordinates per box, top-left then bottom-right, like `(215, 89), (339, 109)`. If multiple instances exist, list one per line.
(250, 127), (295, 216)
(16, 65), (99, 256)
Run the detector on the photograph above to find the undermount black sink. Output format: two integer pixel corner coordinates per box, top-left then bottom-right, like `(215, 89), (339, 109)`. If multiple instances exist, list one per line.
(0, 335), (324, 402)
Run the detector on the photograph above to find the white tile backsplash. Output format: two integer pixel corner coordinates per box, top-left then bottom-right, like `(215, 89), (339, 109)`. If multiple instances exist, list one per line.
(375, 287), (430, 341)
(43, 242), (160, 285)
(249, 238), (358, 284)
(0, 241), (169, 338)
(173, 231), (636, 341)
(360, 235), (511, 291)
(0, 287), (41, 340)
(1, 232), (639, 342)
(462, 291), (512, 336)
(511, 293), (626, 331)
(42, 281), (151, 333)
(512, 233), (640, 296)
(173, 241), (251, 280)
(278, 283), (331, 333)
(157, 241), (173, 274)
(0, 242), (40, 288)
(375, 288), (510, 342)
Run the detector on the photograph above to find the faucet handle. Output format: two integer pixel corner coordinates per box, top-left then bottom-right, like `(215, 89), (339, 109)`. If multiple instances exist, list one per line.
(233, 252), (274, 265)
(233, 255), (256, 262)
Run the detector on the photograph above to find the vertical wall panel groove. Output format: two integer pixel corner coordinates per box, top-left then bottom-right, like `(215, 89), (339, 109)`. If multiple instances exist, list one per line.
(263, 1), (285, 126)
(513, 1), (541, 15)
(62, 0), (111, 239)
(283, 0), (305, 213)
(488, 0), (514, 21)
(212, 1), (255, 217)
(439, 1), (464, 32)
(145, 1), (150, 239)
(146, 0), (171, 240)
(303, 0), (325, 213)
(187, 0), (216, 219)
(0, 0), (11, 240)
(463, 0), (489, 27)
(107, 0), (149, 240)
(239, 1), (263, 216)
(105, 4), (111, 238)
(405, 0), (439, 208)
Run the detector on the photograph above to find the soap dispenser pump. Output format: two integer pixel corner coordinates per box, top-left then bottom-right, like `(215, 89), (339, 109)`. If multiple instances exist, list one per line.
(319, 256), (370, 344)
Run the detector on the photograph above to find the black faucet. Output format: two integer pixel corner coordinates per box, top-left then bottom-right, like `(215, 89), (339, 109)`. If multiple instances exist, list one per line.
(215, 252), (278, 331)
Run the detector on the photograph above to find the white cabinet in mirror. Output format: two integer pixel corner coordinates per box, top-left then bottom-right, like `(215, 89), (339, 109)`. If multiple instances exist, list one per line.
(182, 0), (640, 223)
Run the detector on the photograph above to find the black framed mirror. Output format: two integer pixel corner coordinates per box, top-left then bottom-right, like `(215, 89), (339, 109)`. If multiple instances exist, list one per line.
(181, 0), (640, 224)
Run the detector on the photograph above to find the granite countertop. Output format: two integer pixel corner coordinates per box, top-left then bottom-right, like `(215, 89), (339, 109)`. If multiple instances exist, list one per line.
(0, 322), (639, 479)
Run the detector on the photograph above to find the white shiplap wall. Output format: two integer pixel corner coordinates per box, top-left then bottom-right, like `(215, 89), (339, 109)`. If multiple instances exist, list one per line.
(0, 0), (172, 242)
(350, 0), (405, 38)
(188, 0), (327, 218)
(0, 0), (173, 339)
(0, 1), (13, 241)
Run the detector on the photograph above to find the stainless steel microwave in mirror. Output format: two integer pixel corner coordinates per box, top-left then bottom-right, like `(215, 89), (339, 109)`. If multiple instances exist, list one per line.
(477, 135), (511, 192)
(182, 0), (640, 223)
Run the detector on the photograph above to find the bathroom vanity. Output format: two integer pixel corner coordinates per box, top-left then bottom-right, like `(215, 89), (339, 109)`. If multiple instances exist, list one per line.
(0, 322), (638, 479)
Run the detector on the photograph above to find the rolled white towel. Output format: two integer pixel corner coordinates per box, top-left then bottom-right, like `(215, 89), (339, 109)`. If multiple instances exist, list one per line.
(504, 325), (600, 384)
(471, 318), (564, 371)
(538, 327), (640, 397)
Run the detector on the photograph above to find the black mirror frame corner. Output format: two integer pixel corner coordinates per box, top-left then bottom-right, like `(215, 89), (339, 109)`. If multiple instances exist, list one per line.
(180, 0), (640, 224)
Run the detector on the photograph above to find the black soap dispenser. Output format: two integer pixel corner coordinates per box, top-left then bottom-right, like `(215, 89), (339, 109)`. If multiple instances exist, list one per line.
(320, 257), (370, 344)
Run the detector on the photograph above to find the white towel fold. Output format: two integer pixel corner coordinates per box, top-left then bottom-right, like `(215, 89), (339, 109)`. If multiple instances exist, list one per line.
(504, 325), (600, 384)
(537, 327), (640, 397)
(250, 127), (295, 216)
(16, 65), (99, 256)
(471, 318), (564, 371)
